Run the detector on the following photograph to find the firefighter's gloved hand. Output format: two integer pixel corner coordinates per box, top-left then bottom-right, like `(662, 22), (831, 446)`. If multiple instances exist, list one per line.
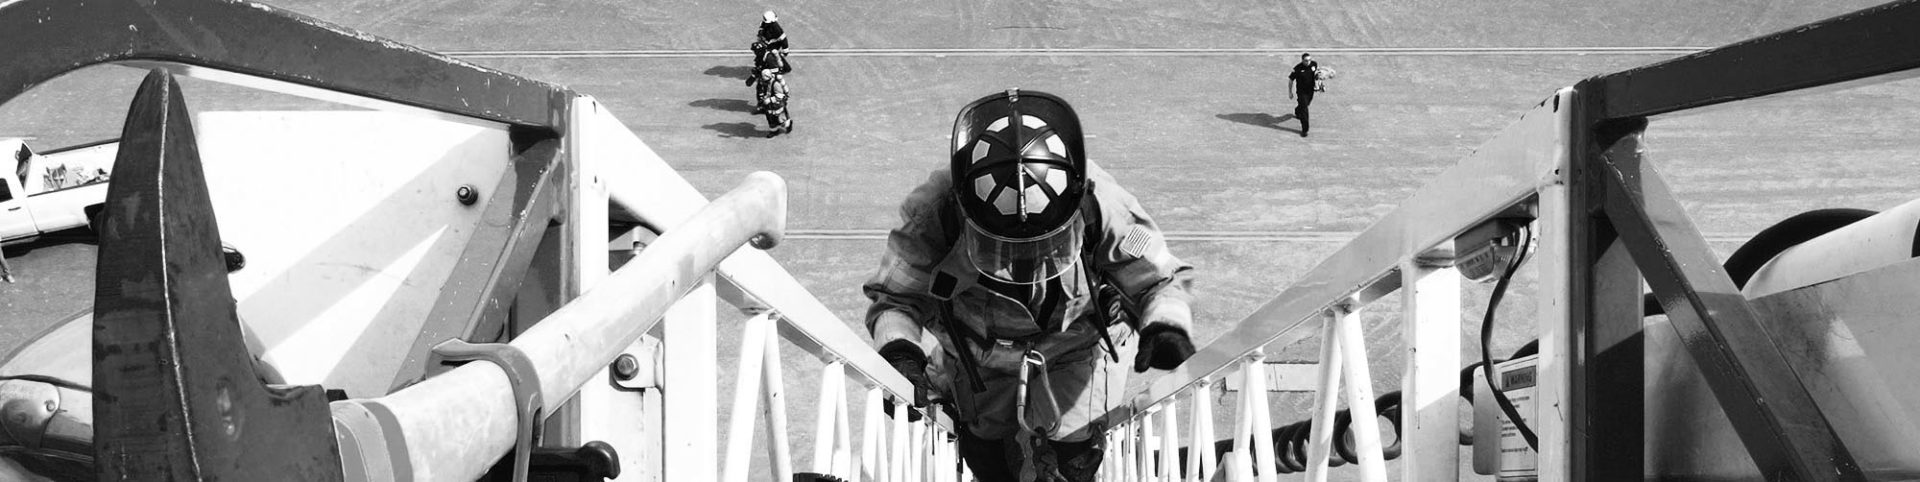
(880, 340), (932, 407)
(1132, 323), (1195, 373)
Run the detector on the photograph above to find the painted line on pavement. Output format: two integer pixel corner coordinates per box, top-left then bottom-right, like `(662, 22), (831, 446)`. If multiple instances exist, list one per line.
(786, 229), (1751, 243)
(445, 46), (1707, 59)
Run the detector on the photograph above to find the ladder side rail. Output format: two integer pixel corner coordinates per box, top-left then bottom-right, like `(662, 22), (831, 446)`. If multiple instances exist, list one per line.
(1586, 0), (1920, 122)
(0, 0), (568, 134)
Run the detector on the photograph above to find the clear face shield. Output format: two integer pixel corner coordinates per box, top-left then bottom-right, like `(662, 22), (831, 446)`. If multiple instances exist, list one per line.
(962, 212), (1084, 285)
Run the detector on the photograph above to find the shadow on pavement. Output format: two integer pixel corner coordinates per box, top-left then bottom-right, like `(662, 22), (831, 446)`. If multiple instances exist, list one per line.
(690, 98), (756, 113)
(1217, 113), (1301, 134)
(703, 65), (752, 80)
(702, 122), (765, 139)
(3, 228), (98, 257)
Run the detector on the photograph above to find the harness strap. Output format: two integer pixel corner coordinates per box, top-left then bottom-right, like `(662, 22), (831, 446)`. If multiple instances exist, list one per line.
(933, 272), (988, 392)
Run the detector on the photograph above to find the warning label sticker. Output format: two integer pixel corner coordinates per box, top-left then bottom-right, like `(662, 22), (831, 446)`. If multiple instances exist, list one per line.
(1497, 355), (1538, 478)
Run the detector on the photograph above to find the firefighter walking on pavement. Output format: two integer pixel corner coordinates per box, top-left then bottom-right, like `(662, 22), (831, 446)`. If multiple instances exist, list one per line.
(864, 89), (1198, 481)
(747, 11), (794, 137)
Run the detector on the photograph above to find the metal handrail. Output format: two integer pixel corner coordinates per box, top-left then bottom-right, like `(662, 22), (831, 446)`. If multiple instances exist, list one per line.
(1104, 93), (1566, 426)
(1102, 3), (1920, 480)
(600, 141), (944, 425)
(331, 172), (787, 481)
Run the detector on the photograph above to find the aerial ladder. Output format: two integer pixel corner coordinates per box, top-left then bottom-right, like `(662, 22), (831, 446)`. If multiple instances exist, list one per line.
(0, 0), (958, 480)
(2, 0), (1920, 481)
(1096, 1), (1920, 481)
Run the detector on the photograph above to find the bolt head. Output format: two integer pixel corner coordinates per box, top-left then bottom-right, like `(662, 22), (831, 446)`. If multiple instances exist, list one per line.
(613, 354), (639, 381)
(456, 185), (479, 206)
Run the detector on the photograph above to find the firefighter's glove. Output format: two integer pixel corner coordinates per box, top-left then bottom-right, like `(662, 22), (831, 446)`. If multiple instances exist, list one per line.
(880, 340), (932, 421)
(1132, 323), (1195, 373)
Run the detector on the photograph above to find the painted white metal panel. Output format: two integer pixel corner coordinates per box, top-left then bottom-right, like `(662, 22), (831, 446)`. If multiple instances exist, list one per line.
(1400, 264), (1461, 480)
(1744, 197), (1920, 298)
(1530, 89), (1576, 482)
(194, 110), (510, 398)
(1221, 363), (1321, 393)
(1648, 258), (1920, 479)
(562, 95), (663, 478)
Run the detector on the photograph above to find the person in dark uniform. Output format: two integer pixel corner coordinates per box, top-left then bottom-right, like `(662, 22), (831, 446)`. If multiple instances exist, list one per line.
(758, 11), (788, 52)
(1287, 53), (1320, 137)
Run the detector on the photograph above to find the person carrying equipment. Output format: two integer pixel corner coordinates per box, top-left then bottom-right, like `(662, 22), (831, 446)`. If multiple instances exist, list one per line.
(863, 89), (1198, 481)
(746, 40), (789, 114)
(760, 68), (792, 137)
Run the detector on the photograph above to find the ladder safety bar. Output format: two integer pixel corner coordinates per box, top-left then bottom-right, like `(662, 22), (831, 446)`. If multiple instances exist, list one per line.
(762, 319), (796, 482)
(1302, 314), (1343, 482)
(722, 312), (773, 482)
(863, 388), (886, 481)
(1332, 306), (1387, 479)
(1186, 380), (1216, 482)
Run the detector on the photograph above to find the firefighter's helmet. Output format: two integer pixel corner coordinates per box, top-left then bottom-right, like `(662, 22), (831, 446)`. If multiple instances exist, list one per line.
(948, 89), (1087, 285)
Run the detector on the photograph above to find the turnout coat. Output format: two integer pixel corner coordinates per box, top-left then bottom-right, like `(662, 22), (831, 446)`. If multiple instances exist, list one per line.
(863, 161), (1195, 441)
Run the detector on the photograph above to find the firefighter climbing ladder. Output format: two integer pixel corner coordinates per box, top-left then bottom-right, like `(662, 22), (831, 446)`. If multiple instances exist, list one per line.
(0, 0), (1916, 480)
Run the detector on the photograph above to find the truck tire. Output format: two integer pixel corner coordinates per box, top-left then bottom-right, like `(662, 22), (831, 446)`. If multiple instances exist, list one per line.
(85, 205), (104, 235)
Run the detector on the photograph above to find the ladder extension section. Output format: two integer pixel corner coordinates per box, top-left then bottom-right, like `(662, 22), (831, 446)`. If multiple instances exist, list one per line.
(1097, 2), (1920, 480)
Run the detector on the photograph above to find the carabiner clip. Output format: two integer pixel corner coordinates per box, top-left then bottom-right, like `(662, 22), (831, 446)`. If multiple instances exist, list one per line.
(1016, 349), (1060, 436)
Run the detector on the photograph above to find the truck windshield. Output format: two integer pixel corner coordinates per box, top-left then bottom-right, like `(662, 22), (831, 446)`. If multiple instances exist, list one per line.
(0, 179), (11, 202)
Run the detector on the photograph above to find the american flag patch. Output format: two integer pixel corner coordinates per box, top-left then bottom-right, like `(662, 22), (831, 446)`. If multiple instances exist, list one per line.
(1119, 226), (1153, 258)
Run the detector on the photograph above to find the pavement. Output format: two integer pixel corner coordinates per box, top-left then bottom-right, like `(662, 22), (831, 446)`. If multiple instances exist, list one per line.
(1, 0), (1916, 478)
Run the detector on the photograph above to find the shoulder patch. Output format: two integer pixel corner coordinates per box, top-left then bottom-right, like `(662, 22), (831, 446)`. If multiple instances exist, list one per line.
(1120, 225), (1153, 258)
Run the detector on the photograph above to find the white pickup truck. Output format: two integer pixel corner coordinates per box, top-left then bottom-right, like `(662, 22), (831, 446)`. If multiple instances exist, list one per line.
(0, 138), (115, 243)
